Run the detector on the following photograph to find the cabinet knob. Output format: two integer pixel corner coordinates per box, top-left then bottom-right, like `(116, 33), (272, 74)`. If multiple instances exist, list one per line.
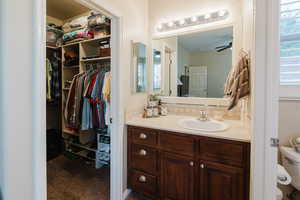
(190, 161), (194, 166)
(139, 175), (147, 183)
(200, 164), (205, 169)
(139, 133), (147, 139)
(139, 149), (147, 156)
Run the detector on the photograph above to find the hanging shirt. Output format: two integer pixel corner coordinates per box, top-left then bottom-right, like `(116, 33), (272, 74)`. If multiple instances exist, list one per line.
(46, 59), (53, 100)
(102, 72), (111, 102)
(64, 72), (84, 129)
(102, 72), (112, 125)
(50, 55), (60, 100)
(91, 72), (106, 129)
(81, 71), (95, 130)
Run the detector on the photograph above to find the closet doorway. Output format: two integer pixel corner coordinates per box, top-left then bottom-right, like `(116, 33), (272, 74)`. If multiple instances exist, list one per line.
(45, 0), (123, 199)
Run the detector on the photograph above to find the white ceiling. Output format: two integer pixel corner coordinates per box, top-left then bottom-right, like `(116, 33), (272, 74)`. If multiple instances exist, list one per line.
(178, 27), (233, 52)
(47, 0), (90, 21)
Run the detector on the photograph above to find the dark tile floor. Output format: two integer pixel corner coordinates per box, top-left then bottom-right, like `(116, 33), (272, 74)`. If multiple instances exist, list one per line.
(47, 155), (148, 200)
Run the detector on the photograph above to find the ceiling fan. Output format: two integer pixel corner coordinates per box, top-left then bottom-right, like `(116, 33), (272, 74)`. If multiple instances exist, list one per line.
(215, 41), (232, 52)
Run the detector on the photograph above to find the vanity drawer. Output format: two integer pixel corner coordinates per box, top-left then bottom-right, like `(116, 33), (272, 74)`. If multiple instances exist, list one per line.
(130, 127), (158, 147)
(199, 138), (245, 167)
(128, 169), (158, 198)
(131, 144), (158, 174)
(160, 132), (195, 156)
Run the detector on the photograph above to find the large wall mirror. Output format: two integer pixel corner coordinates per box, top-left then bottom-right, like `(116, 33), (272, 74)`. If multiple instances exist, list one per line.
(152, 26), (233, 99)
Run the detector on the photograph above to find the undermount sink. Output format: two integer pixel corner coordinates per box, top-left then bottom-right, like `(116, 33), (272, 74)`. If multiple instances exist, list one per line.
(178, 118), (229, 132)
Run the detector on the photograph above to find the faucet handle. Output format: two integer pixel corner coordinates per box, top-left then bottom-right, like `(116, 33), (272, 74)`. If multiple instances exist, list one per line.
(199, 110), (208, 121)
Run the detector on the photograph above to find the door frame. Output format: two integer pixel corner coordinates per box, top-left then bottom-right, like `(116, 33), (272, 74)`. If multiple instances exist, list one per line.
(188, 66), (208, 97)
(33, 0), (125, 199)
(251, 0), (279, 199)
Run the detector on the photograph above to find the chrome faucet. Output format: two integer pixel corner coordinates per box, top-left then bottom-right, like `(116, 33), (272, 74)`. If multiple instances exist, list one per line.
(199, 110), (208, 121)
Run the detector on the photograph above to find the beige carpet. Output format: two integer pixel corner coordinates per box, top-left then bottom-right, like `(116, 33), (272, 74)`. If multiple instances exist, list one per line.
(47, 155), (148, 200)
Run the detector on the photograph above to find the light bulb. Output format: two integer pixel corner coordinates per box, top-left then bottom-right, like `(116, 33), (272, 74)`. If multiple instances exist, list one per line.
(191, 16), (198, 22)
(157, 24), (163, 30)
(204, 13), (211, 19)
(168, 21), (174, 27)
(179, 19), (186, 25)
(218, 10), (226, 17)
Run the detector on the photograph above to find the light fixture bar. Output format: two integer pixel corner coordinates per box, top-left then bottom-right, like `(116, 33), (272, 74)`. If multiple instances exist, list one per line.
(157, 10), (229, 32)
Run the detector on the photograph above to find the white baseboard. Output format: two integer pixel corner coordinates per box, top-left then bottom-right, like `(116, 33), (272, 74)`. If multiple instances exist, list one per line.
(123, 189), (132, 200)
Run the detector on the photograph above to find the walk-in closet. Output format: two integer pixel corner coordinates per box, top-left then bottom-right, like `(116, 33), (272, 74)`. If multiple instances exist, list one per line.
(46, 0), (112, 199)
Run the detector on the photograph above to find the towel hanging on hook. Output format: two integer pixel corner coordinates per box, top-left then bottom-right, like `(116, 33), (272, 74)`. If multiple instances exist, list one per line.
(224, 49), (251, 110)
(240, 48), (250, 58)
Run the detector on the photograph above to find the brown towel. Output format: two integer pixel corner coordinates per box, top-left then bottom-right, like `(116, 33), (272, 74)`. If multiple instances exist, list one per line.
(227, 55), (250, 110)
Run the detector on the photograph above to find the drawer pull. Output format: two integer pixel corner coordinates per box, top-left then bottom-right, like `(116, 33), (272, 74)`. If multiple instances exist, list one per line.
(139, 175), (147, 183)
(190, 161), (194, 166)
(139, 149), (147, 156)
(139, 133), (147, 139)
(200, 164), (205, 169)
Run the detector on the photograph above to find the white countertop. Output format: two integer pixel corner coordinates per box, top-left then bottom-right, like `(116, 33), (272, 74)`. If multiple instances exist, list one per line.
(126, 115), (251, 143)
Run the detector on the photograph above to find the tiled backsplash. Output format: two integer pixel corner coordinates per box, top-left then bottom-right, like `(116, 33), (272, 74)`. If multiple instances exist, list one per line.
(163, 103), (241, 120)
(125, 98), (251, 122)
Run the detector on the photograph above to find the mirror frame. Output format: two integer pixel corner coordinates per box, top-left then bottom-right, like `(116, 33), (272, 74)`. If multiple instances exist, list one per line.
(150, 23), (235, 106)
(131, 41), (148, 94)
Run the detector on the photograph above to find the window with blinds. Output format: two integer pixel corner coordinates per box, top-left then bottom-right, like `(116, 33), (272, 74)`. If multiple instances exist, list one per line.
(280, 0), (300, 85)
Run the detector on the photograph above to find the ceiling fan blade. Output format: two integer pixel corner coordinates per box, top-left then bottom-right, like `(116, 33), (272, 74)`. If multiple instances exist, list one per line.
(216, 45), (227, 49)
(217, 46), (229, 52)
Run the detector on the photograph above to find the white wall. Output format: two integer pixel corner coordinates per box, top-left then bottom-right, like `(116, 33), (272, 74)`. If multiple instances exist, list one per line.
(0, 0), (37, 199)
(189, 49), (232, 98)
(279, 101), (300, 146)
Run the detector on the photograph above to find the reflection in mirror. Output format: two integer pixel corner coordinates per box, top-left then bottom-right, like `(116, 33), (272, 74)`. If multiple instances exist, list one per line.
(153, 49), (162, 90)
(132, 42), (147, 93)
(152, 27), (233, 98)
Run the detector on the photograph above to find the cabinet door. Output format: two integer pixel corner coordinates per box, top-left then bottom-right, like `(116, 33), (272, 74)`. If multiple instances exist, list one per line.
(200, 161), (244, 200)
(161, 152), (195, 200)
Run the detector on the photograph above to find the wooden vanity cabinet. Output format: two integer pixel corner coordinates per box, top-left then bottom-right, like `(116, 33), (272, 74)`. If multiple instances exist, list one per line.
(200, 161), (245, 200)
(161, 152), (195, 200)
(127, 126), (250, 200)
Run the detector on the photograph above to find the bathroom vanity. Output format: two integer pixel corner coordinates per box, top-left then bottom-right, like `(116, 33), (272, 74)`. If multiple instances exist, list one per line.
(127, 116), (250, 200)
(128, 14), (251, 199)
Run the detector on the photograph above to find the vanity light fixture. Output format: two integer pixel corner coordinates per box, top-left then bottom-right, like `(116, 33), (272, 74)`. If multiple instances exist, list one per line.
(157, 24), (163, 31)
(179, 19), (186, 25)
(157, 10), (229, 32)
(218, 10), (226, 17)
(204, 13), (211, 19)
(191, 16), (198, 22)
(168, 21), (174, 27)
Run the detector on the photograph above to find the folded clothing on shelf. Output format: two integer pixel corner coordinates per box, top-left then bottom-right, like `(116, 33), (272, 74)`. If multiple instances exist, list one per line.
(64, 51), (79, 66)
(62, 28), (94, 44)
(63, 15), (88, 33)
(47, 24), (63, 47)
